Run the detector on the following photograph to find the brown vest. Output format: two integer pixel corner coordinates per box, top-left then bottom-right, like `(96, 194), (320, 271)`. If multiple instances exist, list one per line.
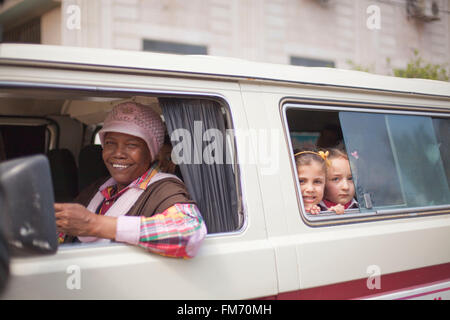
(64, 176), (196, 243)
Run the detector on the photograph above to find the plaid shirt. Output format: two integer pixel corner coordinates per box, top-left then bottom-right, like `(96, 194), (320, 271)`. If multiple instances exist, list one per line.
(135, 203), (206, 258)
(60, 164), (207, 259)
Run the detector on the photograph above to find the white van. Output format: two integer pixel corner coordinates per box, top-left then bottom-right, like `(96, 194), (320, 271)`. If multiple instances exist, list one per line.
(0, 44), (449, 300)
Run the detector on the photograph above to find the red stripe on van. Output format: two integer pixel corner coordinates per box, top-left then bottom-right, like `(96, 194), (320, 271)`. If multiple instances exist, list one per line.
(262, 262), (450, 300)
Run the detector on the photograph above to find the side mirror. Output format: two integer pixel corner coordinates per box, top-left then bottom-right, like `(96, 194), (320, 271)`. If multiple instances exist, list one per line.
(0, 155), (57, 256)
(0, 227), (9, 294)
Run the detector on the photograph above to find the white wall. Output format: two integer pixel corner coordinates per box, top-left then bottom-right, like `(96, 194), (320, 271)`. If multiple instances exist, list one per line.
(44, 0), (450, 74)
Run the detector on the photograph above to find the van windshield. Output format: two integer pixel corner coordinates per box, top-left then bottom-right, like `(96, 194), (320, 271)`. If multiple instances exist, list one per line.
(340, 112), (450, 212)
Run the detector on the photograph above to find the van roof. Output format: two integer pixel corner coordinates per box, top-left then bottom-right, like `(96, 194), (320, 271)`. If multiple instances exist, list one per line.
(1, 43), (449, 98)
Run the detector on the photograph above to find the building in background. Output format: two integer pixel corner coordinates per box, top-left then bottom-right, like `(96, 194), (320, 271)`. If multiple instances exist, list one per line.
(0, 0), (449, 75)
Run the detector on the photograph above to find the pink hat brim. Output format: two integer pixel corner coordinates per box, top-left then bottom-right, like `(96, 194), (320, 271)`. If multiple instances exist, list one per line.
(98, 120), (159, 160)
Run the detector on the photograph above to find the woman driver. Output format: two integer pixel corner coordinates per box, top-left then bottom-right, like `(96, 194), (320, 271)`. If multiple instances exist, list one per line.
(55, 102), (206, 259)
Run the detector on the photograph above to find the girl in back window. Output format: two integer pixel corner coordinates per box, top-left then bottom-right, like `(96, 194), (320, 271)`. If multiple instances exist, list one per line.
(320, 148), (358, 214)
(294, 149), (329, 215)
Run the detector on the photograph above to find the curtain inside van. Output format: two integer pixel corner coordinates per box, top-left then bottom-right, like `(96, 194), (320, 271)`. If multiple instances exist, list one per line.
(160, 98), (239, 234)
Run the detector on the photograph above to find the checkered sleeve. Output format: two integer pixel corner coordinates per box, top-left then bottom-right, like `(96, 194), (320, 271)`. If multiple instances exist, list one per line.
(137, 203), (207, 259)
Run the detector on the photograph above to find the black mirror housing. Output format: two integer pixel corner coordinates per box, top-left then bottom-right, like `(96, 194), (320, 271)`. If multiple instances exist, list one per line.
(0, 155), (57, 256)
(0, 227), (9, 294)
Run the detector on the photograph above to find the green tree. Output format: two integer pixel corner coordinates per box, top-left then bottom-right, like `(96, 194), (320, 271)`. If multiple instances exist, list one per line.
(346, 59), (373, 73)
(390, 50), (449, 81)
(347, 50), (449, 82)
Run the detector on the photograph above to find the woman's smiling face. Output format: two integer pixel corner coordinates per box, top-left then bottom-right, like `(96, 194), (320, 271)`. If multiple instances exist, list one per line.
(102, 132), (152, 191)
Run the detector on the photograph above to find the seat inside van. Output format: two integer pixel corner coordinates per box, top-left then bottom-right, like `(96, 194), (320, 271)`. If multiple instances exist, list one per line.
(47, 148), (79, 203)
(78, 144), (109, 191)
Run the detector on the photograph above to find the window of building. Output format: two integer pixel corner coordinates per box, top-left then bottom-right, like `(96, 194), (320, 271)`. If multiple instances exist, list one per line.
(143, 39), (207, 55)
(1, 17), (41, 44)
(290, 56), (335, 68)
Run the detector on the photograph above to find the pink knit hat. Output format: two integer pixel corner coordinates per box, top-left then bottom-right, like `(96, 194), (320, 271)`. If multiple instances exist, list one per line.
(99, 102), (165, 160)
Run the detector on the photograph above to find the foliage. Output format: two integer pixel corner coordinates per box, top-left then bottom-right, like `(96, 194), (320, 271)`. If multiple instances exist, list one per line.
(390, 50), (448, 81)
(346, 59), (372, 73)
(347, 50), (449, 82)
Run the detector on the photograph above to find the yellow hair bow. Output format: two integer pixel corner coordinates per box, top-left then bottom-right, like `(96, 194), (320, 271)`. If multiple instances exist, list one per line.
(294, 150), (331, 166)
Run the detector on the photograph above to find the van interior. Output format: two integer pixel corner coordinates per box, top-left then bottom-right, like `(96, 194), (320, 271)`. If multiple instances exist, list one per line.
(286, 109), (343, 151)
(2, 87), (449, 228)
(285, 105), (450, 217)
(0, 87), (241, 234)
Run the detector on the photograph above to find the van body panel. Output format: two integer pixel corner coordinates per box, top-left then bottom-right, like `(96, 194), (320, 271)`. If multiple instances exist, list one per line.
(4, 234), (278, 299)
(366, 278), (450, 300)
(0, 61), (279, 299)
(239, 87), (302, 294)
(239, 81), (450, 112)
(0, 44), (449, 299)
(239, 81), (450, 297)
(0, 66), (242, 93)
(277, 264), (450, 300)
(293, 217), (450, 290)
(1, 44), (450, 97)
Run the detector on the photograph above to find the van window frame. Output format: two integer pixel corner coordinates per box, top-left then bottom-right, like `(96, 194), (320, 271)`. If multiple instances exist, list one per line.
(281, 99), (450, 227)
(0, 81), (246, 240)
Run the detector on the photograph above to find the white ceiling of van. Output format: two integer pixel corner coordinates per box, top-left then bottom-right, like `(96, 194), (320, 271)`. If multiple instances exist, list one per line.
(0, 95), (161, 125)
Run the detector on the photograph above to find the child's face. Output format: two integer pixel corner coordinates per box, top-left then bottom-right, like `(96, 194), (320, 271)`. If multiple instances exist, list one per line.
(297, 162), (326, 210)
(325, 157), (355, 205)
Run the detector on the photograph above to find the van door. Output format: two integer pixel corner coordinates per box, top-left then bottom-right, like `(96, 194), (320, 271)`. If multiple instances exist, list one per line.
(239, 83), (303, 297)
(0, 75), (278, 299)
(240, 81), (450, 299)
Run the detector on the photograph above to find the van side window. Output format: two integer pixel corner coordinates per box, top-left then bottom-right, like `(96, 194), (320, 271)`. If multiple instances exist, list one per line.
(83, 97), (242, 234)
(285, 105), (450, 222)
(340, 112), (450, 213)
(286, 108), (356, 217)
(89, 98), (242, 234)
(433, 118), (450, 184)
(0, 90), (243, 237)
